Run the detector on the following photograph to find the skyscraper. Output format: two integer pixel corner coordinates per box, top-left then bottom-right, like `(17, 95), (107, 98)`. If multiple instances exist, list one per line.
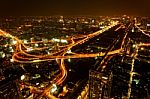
(89, 70), (112, 99)
(0, 79), (21, 98)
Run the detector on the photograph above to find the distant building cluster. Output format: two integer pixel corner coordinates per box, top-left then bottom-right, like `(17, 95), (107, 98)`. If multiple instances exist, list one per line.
(0, 16), (149, 99)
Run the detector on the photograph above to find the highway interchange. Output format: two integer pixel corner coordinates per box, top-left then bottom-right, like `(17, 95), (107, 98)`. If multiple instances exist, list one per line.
(0, 19), (150, 98)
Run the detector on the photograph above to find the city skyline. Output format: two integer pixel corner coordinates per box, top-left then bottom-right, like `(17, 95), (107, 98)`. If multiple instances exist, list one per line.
(0, 15), (149, 98)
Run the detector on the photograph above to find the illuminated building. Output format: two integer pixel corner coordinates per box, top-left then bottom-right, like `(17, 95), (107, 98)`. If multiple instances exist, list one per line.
(89, 70), (112, 99)
(0, 79), (21, 98)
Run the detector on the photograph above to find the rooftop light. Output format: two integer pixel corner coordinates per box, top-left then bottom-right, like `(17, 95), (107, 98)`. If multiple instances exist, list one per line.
(27, 47), (33, 52)
(51, 84), (57, 93)
(21, 75), (25, 80)
(35, 44), (38, 47)
(60, 39), (68, 43)
(141, 47), (144, 50)
(0, 52), (5, 58)
(11, 39), (17, 45)
(23, 40), (28, 44)
(10, 59), (14, 62)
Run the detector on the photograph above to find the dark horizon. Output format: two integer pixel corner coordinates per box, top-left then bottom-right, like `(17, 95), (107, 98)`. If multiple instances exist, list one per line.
(0, 0), (150, 16)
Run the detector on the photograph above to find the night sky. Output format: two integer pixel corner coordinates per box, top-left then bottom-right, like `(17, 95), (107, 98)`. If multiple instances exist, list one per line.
(0, 0), (150, 16)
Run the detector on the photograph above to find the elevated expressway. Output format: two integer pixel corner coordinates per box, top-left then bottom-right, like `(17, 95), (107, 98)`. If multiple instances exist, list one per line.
(0, 21), (135, 98)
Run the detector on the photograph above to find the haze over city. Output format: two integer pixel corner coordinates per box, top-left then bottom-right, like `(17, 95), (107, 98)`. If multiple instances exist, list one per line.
(0, 0), (150, 16)
(0, 0), (150, 99)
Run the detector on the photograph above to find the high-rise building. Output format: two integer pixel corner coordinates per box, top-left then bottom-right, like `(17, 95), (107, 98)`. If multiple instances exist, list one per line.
(0, 66), (25, 99)
(0, 79), (21, 99)
(89, 70), (112, 99)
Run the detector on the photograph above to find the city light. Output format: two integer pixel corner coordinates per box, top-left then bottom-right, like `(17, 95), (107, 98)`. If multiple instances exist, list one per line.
(11, 39), (17, 45)
(52, 38), (60, 42)
(32, 74), (41, 79)
(35, 44), (38, 47)
(60, 39), (68, 43)
(9, 46), (14, 52)
(27, 47), (33, 52)
(52, 38), (68, 43)
(132, 44), (136, 48)
(0, 52), (5, 58)
(0, 16), (150, 99)
(10, 59), (14, 62)
(68, 58), (71, 62)
(141, 47), (144, 50)
(23, 39), (28, 44)
(40, 84), (44, 88)
(51, 84), (57, 93)
(133, 79), (139, 84)
(66, 50), (72, 54)
(21, 75), (25, 80)
(36, 82), (39, 85)
(10, 49), (14, 52)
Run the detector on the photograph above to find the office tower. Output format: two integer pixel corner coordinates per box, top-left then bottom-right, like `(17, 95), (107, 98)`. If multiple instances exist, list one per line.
(0, 79), (21, 98)
(89, 70), (112, 99)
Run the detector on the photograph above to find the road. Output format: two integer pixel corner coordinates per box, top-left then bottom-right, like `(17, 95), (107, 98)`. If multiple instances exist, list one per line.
(0, 21), (120, 98)
(3, 21), (150, 98)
